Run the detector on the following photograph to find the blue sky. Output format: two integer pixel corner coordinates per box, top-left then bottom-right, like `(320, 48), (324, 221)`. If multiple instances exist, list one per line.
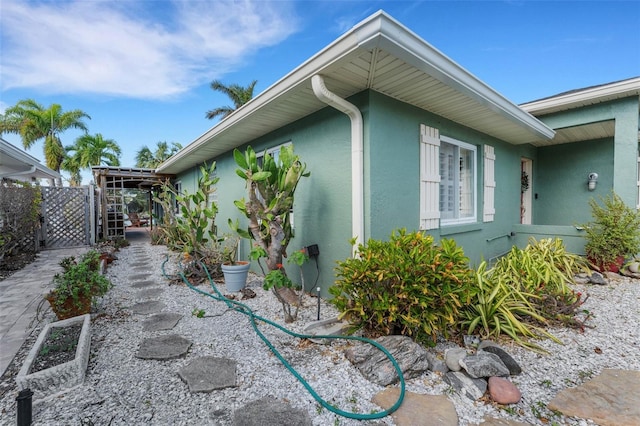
(1, 0), (639, 185)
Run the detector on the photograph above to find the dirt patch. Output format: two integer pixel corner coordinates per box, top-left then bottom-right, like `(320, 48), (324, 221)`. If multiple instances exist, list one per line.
(0, 251), (37, 281)
(29, 324), (82, 374)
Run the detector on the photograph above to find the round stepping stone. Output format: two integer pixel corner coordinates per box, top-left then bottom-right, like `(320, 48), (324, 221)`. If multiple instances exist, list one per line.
(142, 313), (183, 332)
(131, 280), (158, 289)
(130, 273), (151, 280)
(136, 334), (191, 360)
(136, 288), (164, 299)
(178, 357), (237, 392)
(233, 397), (311, 425)
(130, 300), (166, 314)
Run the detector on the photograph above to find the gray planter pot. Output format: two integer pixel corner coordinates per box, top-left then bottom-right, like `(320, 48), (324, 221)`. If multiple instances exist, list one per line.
(221, 261), (250, 292)
(16, 314), (91, 401)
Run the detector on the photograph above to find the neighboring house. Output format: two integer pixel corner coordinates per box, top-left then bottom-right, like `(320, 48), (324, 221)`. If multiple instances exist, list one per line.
(157, 11), (640, 294)
(0, 137), (61, 183)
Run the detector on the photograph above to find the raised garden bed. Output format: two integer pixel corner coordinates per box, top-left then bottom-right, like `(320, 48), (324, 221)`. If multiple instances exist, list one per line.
(16, 314), (91, 401)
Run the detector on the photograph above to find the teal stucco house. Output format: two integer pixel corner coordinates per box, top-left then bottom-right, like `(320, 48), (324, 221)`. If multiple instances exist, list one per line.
(157, 11), (640, 294)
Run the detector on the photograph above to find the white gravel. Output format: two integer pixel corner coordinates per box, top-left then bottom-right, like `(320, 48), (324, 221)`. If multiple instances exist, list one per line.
(1, 242), (639, 426)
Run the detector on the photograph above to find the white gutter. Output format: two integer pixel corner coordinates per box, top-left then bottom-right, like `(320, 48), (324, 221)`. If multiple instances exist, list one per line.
(311, 75), (364, 255)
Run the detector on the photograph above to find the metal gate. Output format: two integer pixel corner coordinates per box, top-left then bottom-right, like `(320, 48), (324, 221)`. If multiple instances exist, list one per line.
(41, 187), (91, 249)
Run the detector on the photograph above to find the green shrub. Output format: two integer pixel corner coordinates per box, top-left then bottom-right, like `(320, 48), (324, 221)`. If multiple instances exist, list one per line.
(329, 229), (476, 345)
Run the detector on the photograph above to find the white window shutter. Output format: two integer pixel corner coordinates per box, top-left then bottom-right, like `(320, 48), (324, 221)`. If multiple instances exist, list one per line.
(483, 145), (496, 222)
(420, 124), (440, 230)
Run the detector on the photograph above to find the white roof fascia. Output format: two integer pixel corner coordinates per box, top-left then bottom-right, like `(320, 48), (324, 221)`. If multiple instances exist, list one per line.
(522, 77), (640, 115)
(0, 138), (61, 180)
(363, 12), (554, 141)
(159, 11), (554, 172)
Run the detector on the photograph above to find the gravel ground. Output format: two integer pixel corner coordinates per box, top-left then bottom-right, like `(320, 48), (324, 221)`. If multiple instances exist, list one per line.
(1, 243), (639, 426)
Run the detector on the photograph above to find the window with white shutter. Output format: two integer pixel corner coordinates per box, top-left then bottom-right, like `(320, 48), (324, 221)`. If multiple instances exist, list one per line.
(419, 124), (440, 230)
(483, 145), (496, 222)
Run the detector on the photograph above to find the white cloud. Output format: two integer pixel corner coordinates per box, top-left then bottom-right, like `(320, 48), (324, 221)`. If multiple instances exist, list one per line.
(0, 0), (299, 99)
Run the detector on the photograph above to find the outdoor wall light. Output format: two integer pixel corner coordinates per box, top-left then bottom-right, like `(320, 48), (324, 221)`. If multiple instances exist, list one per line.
(588, 172), (598, 191)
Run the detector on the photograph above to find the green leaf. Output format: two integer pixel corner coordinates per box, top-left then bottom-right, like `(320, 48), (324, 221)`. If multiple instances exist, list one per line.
(251, 171), (272, 181)
(233, 149), (248, 169)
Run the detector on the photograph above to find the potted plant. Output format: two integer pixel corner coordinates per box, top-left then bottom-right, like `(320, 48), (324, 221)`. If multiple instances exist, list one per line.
(46, 250), (112, 320)
(582, 192), (640, 272)
(220, 235), (250, 292)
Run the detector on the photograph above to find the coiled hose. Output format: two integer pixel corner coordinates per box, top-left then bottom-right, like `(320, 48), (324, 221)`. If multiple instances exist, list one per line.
(161, 256), (405, 420)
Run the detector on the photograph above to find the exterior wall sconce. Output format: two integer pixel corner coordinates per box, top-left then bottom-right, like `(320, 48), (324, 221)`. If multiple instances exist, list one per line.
(588, 172), (598, 191)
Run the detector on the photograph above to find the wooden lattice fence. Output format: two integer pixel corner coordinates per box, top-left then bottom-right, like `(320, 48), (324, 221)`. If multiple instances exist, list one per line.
(41, 187), (90, 248)
(0, 180), (41, 261)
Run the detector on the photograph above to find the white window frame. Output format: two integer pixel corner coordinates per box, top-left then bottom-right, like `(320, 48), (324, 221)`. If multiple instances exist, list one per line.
(439, 135), (477, 226)
(173, 180), (182, 215)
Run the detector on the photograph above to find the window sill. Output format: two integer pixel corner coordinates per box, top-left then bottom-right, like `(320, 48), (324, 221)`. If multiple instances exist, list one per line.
(440, 223), (482, 236)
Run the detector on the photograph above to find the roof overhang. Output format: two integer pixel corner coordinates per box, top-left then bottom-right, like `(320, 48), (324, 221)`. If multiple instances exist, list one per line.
(158, 11), (554, 175)
(521, 77), (640, 116)
(521, 77), (640, 147)
(0, 138), (62, 181)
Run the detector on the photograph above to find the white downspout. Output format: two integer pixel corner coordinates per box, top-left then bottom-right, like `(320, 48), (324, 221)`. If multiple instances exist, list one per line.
(311, 75), (364, 255)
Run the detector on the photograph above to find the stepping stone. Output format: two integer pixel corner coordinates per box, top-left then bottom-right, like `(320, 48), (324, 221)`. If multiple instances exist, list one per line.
(131, 280), (158, 289)
(130, 300), (166, 314)
(548, 369), (640, 426)
(136, 334), (191, 360)
(136, 288), (164, 299)
(233, 397), (311, 426)
(130, 273), (151, 280)
(178, 356), (237, 392)
(475, 417), (532, 426)
(131, 260), (152, 267)
(372, 388), (458, 426)
(131, 267), (152, 273)
(142, 313), (183, 331)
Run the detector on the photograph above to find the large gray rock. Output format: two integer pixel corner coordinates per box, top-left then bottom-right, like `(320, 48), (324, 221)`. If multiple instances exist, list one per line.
(344, 335), (430, 386)
(233, 397), (312, 426)
(178, 356), (236, 392)
(444, 371), (487, 400)
(459, 351), (510, 378)
(480, 345), (522, 375)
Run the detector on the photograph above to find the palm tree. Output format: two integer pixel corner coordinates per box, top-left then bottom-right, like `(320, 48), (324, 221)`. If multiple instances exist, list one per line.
(63, 133), (121, 186)
(0, 99), (90, 186)
(206, 80), (258, 120)
(135, 141), (182, 168)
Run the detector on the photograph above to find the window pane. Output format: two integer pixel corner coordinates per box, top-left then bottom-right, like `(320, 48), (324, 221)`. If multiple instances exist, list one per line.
(459, 147), (474, 219)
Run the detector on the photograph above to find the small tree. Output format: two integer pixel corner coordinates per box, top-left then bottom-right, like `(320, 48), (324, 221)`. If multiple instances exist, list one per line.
(230, 145), (310, 321)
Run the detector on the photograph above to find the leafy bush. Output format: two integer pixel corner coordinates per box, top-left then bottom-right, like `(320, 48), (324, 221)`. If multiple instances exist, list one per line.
(582, 192), (640, 269)
(462, 238), (588, 352)
(330, 229), (476, 345)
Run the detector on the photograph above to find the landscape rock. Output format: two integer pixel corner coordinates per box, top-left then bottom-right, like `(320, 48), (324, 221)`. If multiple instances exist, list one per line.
(344, 335), (430, 386)
(233, 397), (312, 426)
(178, 356), (236, 392)
(444, 371), (487, 400)
(589, 272), (607, 285)
(475, 417), (532, 426)
(480, 345), (522, 375)
(444, 347), (467, 372)
(459, 351), (510, 378)
(425, 350), (449, 374)
(548, 369), (640, 426)
(372, 388), (458, 426)
(477, 339), (500, 351)
(488, 376), (521, 404)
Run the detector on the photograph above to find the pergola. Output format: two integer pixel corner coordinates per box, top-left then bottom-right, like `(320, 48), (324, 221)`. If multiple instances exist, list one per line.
(91, 166), (175, 239)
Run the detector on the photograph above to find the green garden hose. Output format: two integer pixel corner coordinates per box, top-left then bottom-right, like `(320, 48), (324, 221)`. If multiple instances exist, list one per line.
(161, 256), (405, 420)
